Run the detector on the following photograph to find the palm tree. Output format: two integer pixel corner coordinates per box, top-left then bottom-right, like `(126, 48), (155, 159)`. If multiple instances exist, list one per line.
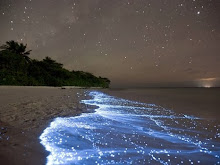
(0, 40), (32, 63)
(43, 57), (63, 68)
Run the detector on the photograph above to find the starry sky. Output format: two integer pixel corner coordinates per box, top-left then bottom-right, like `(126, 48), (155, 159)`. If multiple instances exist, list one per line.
(0, 0), (219, 87)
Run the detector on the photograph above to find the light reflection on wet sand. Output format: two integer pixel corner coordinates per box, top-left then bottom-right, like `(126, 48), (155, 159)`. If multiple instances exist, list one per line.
(40, 91), (220, 165)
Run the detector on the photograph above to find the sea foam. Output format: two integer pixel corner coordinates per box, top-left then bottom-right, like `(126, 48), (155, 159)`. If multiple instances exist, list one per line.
(40, 91), (220, 165)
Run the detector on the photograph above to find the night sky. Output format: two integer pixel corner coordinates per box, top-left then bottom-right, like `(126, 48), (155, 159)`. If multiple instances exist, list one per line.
(0, 0), (219, 87)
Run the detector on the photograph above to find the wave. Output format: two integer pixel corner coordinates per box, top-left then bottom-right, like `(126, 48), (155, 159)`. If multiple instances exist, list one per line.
(40, 91), (220, 165)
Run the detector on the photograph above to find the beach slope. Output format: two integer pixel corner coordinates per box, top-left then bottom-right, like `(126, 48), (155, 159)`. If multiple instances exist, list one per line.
(0, 86), (87, 165)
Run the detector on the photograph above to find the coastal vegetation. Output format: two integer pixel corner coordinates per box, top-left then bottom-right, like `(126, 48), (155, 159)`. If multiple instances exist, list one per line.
(0, 40), (110, 88)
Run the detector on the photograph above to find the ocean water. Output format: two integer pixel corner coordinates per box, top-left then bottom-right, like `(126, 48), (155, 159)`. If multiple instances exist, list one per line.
(40, 91), (220, 165)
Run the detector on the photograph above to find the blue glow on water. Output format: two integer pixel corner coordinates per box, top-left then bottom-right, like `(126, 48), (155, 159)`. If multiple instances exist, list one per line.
(40, 91), (220, 165)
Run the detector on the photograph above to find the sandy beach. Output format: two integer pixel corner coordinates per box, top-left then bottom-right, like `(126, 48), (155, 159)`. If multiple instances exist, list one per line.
(0, 87), (219, 164)
(0, 86), (91, 165)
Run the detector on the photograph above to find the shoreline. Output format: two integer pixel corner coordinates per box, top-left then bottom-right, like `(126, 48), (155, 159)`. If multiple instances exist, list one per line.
(1, 87), (219, 164)
(104, 88), (220, 120)
(37, 89), (220, 164)
(0, 86), (96, 165)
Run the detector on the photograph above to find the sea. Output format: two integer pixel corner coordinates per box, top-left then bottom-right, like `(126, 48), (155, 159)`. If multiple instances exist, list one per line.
(40, 88), (220, 165)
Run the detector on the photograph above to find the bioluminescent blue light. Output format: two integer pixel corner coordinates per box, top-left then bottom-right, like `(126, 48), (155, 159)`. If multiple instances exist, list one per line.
(40, 91), (220, 165)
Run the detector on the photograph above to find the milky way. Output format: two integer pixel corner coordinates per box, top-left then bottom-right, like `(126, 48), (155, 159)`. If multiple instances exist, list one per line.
(0, 0), (219, 87)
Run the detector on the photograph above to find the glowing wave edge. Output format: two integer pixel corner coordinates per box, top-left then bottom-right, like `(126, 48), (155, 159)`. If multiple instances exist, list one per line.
(40, 91), (220, 165)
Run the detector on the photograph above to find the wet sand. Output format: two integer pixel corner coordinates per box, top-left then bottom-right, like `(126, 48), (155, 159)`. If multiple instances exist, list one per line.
(0, 86), (90, 165)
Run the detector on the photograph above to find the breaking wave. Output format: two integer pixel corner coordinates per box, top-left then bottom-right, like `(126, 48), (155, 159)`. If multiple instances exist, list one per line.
(40, 91), (220, 165)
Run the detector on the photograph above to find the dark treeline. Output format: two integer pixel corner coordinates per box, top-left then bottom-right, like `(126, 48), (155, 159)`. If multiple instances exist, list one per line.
(0, 40), (110, 88)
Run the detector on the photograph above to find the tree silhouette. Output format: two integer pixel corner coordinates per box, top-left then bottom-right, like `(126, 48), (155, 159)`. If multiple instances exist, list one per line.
(0, 40), (110, 87)
(43, 57), (63, 69)
(0, 40), (32, 63)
